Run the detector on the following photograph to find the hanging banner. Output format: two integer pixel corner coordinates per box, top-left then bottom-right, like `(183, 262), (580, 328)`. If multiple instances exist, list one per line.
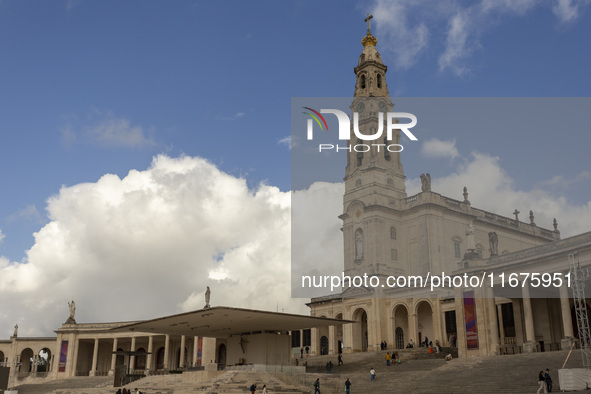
(196, 337), (203, 366)
(58, 340), (68, 372)
(463, 291), (479, 349)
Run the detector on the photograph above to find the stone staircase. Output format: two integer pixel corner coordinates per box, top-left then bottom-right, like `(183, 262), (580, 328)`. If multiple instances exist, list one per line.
(293, 348), (591, 393)
(11, 349), (591, 393)
(13, 376), (113, 394)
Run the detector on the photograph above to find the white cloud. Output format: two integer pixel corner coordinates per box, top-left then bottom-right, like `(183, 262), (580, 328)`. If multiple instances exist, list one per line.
(0, 155), (301, 337)
(421, 138), (459, 160)
(426, 152), (591, 236)
(6, 205), (43, 224)
(278, 136), (295, 150)
(372, 0), (433, 69)
(86, 111), (155, 148)
(552, 0), (590, 23)
(371, 0), (589, 75)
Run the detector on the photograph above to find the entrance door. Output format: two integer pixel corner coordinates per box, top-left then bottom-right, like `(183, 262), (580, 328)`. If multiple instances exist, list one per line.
(395, 327), (404, 349)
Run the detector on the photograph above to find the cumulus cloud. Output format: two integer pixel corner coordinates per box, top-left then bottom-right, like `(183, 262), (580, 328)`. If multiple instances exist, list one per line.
(0, 155), (301, 337)
(421, 138), (459, 160)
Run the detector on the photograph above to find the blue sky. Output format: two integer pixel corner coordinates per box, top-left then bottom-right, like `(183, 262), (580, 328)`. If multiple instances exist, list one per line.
(0, 0), (590, 334)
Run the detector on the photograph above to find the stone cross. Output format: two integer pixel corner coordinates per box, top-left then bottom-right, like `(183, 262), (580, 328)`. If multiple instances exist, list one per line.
(364, 13), (373, 35)
(513, 209), (520, 221)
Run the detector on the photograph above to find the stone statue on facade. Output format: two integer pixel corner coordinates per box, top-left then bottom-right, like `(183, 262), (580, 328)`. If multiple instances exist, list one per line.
(553, 218), (559, 231)
(420, 173), (431, 192)
(463, 186), (470, 205)
(355, 229), (364, 260)
(488, 232), (498, 256)
(65, 300), (77, 324)
(13, 324), (18, 337)
(204, 286), (211, 309)
(529, 210), (535, 225)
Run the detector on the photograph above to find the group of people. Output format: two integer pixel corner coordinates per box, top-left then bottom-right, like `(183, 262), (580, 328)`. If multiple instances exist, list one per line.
(385, 351), (401, 366)
(115, 389), (141, 394)
(249, 382), (268, 394)
(537, 369), (553, 393)
(380, 340), (388, 350)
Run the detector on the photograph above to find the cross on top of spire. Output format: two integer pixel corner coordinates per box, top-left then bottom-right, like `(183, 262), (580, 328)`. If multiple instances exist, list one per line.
(364, 13), (373, 35)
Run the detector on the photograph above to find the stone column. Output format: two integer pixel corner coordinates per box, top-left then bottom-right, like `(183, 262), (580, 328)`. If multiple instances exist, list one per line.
(163, 335), (170, 370)
(89, 338), (99, 376)
(130, 337), (136, 371)
(522, 283), (536, 353)
(72, 339), (80, 377)
(560, 283), (575, 349)
(410, 312), (418, 346)
(486, 287), (499, 355)
(146, 336), (154, 375)
(179, 335), (186, 369)
(328, 325), (336, 355)
(109, 338), (118, 376)
(311, 328), (319, 355)
(50, 354), (55, 372)
(497, 304), (505, 350)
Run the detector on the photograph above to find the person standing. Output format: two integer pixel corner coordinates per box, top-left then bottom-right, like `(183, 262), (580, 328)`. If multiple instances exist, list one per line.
(262, 384), (268, 394)
(345, 378), (351, 393)
(250, 382), (257, 394)
(313, 378), (321, 394)
(545, 369), (553, 392)
(338, 354), (343, 365)
(385, 352), (391, 366)
(537, 371), (547, 394)
(370, 367), (376, 382)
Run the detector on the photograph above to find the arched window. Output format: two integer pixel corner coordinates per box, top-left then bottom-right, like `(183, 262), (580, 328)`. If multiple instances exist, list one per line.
(377, 74), (382, 88)
(390, 226), (397, 240)
(360, 75), (366, 89)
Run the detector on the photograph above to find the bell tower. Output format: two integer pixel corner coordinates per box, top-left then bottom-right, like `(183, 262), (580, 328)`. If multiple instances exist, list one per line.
(342, 14), (407, 278)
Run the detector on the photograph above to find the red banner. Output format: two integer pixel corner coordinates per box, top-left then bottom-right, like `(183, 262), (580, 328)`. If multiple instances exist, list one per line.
(463, 291), (478, 349)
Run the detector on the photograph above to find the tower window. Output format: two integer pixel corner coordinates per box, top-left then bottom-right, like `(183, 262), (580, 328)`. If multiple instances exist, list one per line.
(390, 226), (397, 240)
(391, 248), (398, 261)
(377, 74), (382, 88)
(360, 75), (366, 89)
(454, 242), (461, 259)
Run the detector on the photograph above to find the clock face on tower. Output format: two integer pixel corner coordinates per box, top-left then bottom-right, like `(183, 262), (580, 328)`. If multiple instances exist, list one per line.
(356, 102), (365, 113)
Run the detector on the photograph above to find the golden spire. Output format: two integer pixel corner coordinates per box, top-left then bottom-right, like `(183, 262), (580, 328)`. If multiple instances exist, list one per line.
(362, 13), (378, 47)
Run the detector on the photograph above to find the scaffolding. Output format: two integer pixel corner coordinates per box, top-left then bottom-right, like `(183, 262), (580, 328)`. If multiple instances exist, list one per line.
(569, 252), (591, 368)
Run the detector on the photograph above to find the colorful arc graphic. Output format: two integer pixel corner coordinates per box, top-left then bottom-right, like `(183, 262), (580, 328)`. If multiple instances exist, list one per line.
(302, 107), (329, 131)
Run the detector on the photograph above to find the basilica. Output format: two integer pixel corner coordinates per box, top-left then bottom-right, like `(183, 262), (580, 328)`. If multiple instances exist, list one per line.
(304, 16), (591, 360)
